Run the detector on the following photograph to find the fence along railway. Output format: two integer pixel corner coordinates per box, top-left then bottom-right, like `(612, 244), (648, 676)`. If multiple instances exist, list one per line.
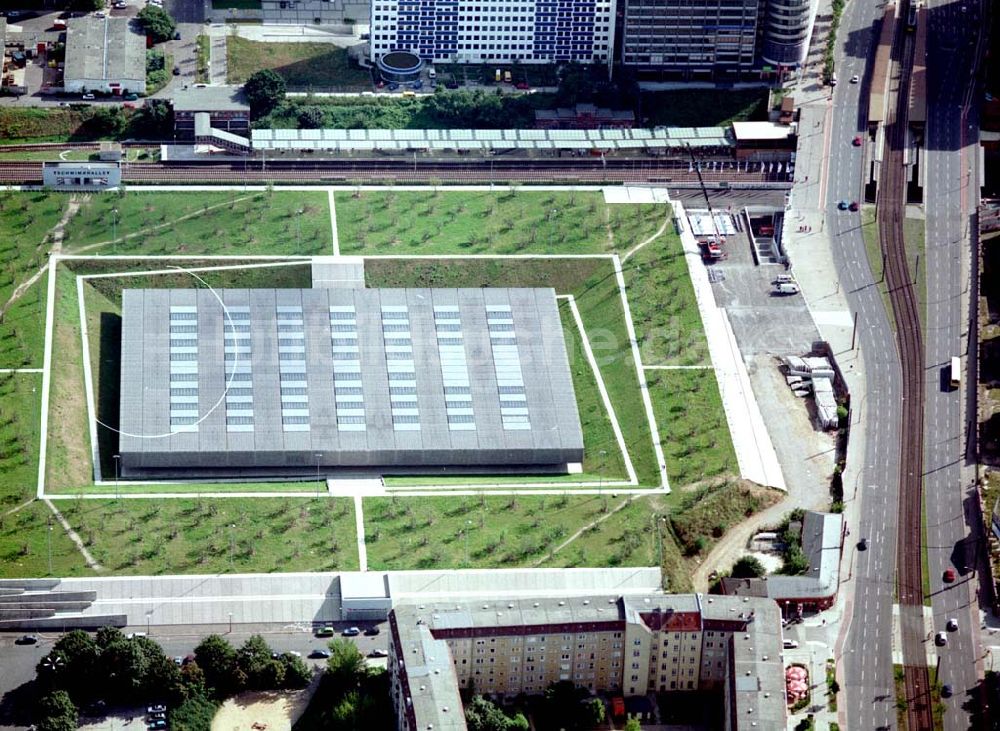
(876, 0), (933, 726)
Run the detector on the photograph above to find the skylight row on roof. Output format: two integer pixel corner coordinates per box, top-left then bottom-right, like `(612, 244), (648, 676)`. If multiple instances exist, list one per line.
(276, 305), (309, 432)
(434, 306), (475, 431)
(330, 306), (366, 432)
(486, 306), (530, 431)
(168, 305), (199, 432)
(223, 307), (253, 433)
(382, 305), (420, 432)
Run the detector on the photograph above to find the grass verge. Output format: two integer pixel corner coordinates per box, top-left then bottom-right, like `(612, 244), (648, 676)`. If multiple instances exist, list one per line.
(195, 34), (210, 84)
(226, 37), (371, 89)
(336, 190), (665, 255)
(62, 190), (332, 255)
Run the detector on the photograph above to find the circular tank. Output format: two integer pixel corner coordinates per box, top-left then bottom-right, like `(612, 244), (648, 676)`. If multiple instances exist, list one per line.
(376, 51), (424, 83)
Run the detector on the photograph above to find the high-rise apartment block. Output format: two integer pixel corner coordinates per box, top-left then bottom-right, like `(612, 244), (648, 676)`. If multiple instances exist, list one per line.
(369, 0), (616, 68)
(389, 593), (787, 731)
(368, 0), (816, 79)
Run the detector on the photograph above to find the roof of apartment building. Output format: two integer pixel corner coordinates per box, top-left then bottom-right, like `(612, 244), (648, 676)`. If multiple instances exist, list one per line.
(391, 592), (786, 731)
(172, 85), (249, 113)
(64, 16), (145, 84)
(722, 511), (844, 601)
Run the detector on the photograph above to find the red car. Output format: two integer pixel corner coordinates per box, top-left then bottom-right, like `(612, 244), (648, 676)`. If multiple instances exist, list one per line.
(852, 135), (863, 146)
(849, 201), (859, 212)
(943, 568), (956, 582)
(515, 82), (530, 90)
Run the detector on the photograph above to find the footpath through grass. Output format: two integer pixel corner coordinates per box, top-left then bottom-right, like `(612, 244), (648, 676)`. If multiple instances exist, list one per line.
(226, 37), (371, 89)
(336, 190), (665, 255)
(62, 190), (332, 255)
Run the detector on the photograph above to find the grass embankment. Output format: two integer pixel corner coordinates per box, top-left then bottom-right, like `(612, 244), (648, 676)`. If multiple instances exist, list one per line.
(59, 497), (358, 575)
(62, 190), (332, 255)
(47, 258), (312, 493)
(0, 107), (124, 144)
(0, 191), (67, 367)
(0, 372), (42, 509)
(226, 37), (370, 89)
(640, 89), (768, 127)
(336, 190), (665, 255)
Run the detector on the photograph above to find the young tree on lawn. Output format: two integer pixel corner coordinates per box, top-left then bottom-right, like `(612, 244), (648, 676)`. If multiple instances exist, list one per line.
(731, 555), (767, 579)
(136, 5), (177, 44)
(244, 70), (286, 116)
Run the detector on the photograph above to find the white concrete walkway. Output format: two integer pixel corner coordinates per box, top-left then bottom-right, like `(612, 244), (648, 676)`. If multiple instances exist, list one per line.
(673, 202), (786, 490)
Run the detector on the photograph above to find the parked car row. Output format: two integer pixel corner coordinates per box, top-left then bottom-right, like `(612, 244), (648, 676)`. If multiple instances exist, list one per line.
(146, 704), (168, 730)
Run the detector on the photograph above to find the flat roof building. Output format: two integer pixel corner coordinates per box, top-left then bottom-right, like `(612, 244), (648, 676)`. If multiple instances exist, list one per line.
(369, 0), (616, 70)
(389, 593), (787, 731)
(64, 16), (146, 95)
(172, 85), (250, 139)
(118, 287), (583, 476)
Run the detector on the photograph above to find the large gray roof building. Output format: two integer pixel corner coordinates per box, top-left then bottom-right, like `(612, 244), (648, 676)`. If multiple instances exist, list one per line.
(63, 16), (146, 95)
(118, 288), (583, 475)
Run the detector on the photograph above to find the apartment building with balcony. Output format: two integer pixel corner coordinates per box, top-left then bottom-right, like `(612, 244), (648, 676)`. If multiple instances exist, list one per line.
(369, 0), (616, 71)
(388, 593), (786, 731)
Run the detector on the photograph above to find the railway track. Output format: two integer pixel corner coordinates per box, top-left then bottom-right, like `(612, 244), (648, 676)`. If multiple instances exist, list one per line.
(877, 0), (933, 727)
(0, 158), (792, 186)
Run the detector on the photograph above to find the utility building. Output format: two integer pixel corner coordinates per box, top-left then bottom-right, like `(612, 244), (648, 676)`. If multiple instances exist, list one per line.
(63, 16), (146, 95)
(118, 287), (584, 476)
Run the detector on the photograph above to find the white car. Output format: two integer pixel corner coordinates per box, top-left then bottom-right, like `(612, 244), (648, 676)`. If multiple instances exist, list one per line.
(850, 74), (860, 84)
(946, 618), (959, 631)
(81, 93), (96, 100)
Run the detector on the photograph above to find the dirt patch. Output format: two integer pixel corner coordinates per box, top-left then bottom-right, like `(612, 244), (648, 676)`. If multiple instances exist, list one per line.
(211, 686), (316, 731)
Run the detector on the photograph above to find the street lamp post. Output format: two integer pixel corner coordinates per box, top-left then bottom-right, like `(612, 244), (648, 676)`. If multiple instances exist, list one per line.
(465, 519), (472, 565)
(146, 610), (151, 636)
(229, 523), (236, 571)
(228, 612), (233, 634)
(46, 516), (53, 575)
(111, 207), (118, 245)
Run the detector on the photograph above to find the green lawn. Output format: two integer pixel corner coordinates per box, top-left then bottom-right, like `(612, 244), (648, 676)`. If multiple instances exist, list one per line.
(649, 369), (737, 487)
(0, 501), (88, 578)
(336, 190), (666, 255)
(364, 494), (649, 570)
(0, 372), (42, 508)
(0, 192), (68, 367)
(57, 497), (358, 575)
(226, 37), (371, 89)
(61, 191), (332, 255)
(365, 257), (659, 486)
(196, 34), (210, 84)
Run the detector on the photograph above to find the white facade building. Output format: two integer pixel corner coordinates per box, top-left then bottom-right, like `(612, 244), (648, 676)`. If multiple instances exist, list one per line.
(369, 0), (616, 70)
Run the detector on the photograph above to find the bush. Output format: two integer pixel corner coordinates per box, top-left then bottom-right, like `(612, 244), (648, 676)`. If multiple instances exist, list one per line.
(169, 689), (219, 731)
(731, 555), (767, 578)
(36, 690), (78, 731)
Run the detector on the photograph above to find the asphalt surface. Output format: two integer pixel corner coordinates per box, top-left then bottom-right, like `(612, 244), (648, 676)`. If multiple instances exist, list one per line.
(923, 0), (986, 726)
(822, 1), (907, 728)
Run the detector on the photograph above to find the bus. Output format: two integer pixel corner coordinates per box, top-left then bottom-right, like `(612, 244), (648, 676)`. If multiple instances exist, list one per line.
(950, 356), (961, 389)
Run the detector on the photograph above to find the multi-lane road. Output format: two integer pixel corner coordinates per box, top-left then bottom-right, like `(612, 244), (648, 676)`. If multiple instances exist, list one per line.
(924, 0), (986, 725)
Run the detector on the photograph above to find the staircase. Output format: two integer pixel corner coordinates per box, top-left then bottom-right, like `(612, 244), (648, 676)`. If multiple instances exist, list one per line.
(0, 580), (125, 630)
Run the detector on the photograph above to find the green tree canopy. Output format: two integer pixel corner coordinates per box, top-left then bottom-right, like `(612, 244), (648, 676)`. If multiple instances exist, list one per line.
(236, 635), (273, 690)
(194, 634), (237, 696)
(465, 695), (526, 731)
(731, 555), (767, 579)
(325, 638), (365, 689)
(244, 70), (286, 116)
(36, 690), (77, 731)
(136, 5), (177, 44)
